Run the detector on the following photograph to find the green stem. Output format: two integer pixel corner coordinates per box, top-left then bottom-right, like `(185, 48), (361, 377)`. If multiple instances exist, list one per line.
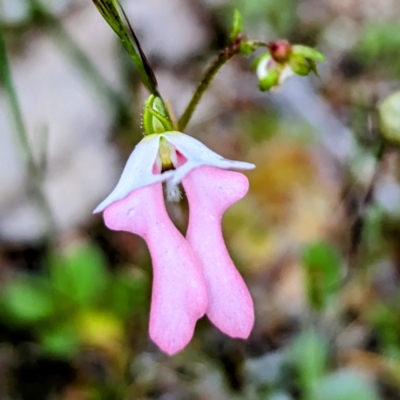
(178, 39), (267, 131)
(0, 23), (57, 241)
(178, 45), (241, 131)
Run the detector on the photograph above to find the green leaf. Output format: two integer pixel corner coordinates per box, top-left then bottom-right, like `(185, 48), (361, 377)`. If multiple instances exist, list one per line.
(2, 278), (54, 324)
(92, 0), (158, 95)
(50, 242), (109, 308)
(310, 371), (379, 400)
(230, 9), (243, 42)
(302, 241), (342, 311)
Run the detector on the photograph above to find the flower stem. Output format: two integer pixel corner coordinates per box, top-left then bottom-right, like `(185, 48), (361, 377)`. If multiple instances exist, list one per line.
(178, 39), (268, 131)
(178, 44), (241, 131)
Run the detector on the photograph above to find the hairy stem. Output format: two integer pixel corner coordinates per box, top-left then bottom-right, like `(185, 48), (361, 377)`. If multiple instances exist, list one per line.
(178, 45), (241, 131)
(178, 38), (268, 131)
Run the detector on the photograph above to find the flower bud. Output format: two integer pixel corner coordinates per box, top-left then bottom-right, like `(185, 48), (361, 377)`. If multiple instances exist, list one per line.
(143, 95), (172, 135)
(255, 53), (293, 91)
(254, 41), (324, 91)
(269, 40), (292, 63)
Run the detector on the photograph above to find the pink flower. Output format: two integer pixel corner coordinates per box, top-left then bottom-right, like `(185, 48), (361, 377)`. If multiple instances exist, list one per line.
(94, 132), (255, 355)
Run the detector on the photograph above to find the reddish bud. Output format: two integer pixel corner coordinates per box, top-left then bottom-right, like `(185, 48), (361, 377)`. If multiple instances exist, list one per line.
(268, 40), (292, 63)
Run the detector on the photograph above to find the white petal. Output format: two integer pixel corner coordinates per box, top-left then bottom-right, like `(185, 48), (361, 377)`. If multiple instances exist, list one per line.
(256, 54), (271, 80)
(161, 132), (255, 185)
(93, 135), (174, 213)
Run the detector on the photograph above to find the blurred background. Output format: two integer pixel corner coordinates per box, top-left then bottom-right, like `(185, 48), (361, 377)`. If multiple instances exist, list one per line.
(1, 0), (400, 399)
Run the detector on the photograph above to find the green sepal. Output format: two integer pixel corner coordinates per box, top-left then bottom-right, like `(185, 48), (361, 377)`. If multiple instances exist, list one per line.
(230, 9), (243, 42)
(145, 107), (173, 133)
(92, 0), (158, 95)
(289, 54), (313, 76)
(259, 68), (280, 91)
(308, 59), (319, 76)
(143, 95), (172, 135)
(292, 45), (325, 61)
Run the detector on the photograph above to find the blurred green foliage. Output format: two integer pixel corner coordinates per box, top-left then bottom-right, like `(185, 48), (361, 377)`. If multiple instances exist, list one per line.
(234, 0), (296, 36)
(302, 241), (342, 311)
(369, 301), (400, 361)
(357, 23), (400, 76)
(1, 242), (148, 358)
(310, 371), (379, 400)
(289, 329), (328, 397)
(2, 0), (400, 399)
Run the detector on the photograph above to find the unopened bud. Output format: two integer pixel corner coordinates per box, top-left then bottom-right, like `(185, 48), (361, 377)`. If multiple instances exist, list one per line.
(255, 53), (293, 91)
(143, 95), (172, 135)
(269, 40), (292, 63)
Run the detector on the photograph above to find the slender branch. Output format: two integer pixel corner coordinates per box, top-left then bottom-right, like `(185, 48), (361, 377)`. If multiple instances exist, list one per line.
(178, 45), (241, 131)
(178, 38), (268, 131)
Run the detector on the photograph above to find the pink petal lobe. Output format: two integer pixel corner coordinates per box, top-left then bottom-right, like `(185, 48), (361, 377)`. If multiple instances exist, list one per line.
(183, 166), (254, 339)
(103, 183), (207, 355)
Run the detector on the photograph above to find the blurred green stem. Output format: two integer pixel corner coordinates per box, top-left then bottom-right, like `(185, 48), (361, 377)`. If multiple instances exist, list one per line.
(178, 39), (265, 131)
(29, 0), (131, 124)
(0, 30), (30, 164)
(0, 23), (57, 241)
(178, 45), (240, 131)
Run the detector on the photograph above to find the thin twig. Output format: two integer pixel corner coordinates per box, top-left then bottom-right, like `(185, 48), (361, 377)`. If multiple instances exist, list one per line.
(178, 45), (241, 131)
